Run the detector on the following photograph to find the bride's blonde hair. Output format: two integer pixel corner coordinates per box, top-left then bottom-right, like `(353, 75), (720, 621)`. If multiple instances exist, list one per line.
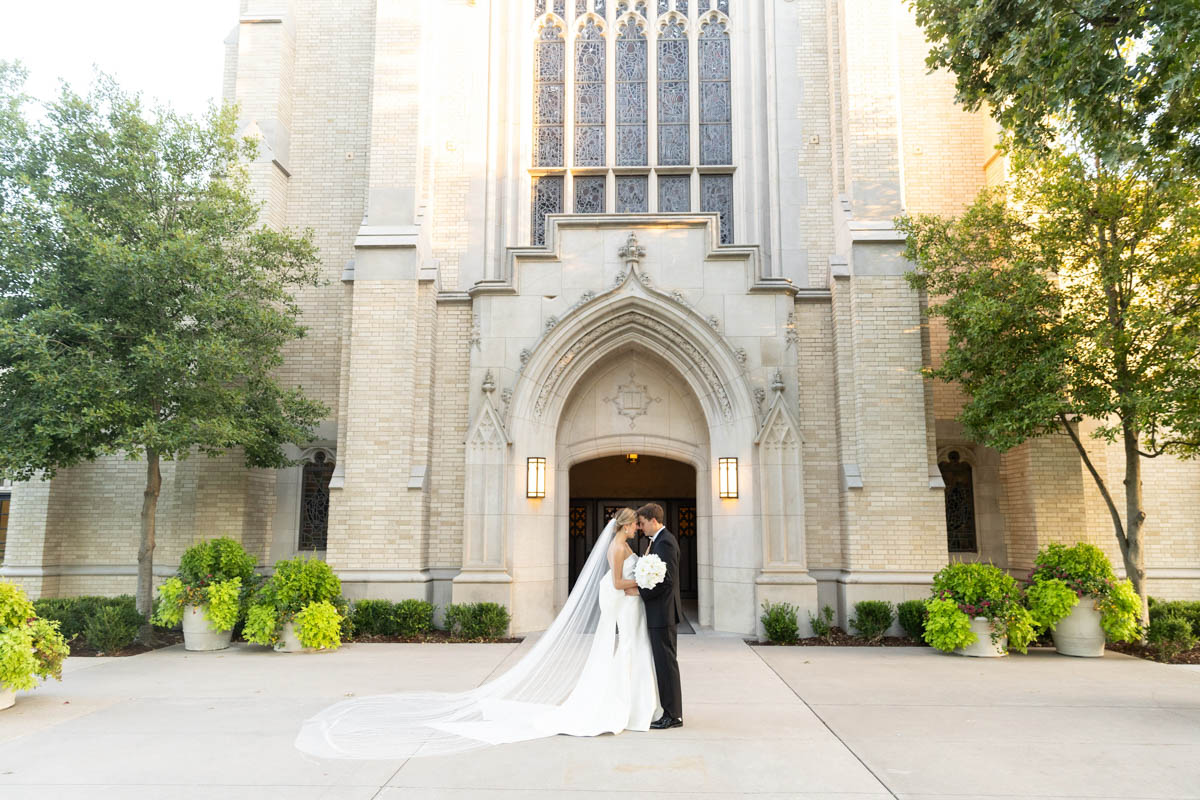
(612, 507), (636, 530)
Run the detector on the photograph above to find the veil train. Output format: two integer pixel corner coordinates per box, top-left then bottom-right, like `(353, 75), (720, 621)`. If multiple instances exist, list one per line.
(294, 519), (619, 759)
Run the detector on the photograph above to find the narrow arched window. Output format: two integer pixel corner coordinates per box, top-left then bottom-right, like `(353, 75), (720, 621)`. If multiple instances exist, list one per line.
(656, 18), (689, 166)
(299, 451), (335, 551)
(574, 18), (606, 167)
(938, 450), (977, 553)
(616, 19), (648, 166)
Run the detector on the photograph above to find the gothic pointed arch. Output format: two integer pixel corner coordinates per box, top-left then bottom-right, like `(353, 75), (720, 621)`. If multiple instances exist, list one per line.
(754, 385), (807, 570)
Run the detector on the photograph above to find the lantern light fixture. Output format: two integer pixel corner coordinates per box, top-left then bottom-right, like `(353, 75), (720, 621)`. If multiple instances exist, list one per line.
(526, 457), (546, 498)
(626, 453), (639, 464)
(718, 457), (738, 499)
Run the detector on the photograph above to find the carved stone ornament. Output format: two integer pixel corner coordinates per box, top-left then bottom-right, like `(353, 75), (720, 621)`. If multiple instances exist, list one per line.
(482, 370), (496, 394)
(771, 368), (785, 394)
(604, 371), (662, 429)
(707, 314), (721, 331)
(534, 310), (734, 420)
(618, 231), (646, 266)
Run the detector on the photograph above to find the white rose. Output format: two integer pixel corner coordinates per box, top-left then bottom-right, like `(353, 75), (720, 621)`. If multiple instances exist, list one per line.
(634, 554), (667, 590)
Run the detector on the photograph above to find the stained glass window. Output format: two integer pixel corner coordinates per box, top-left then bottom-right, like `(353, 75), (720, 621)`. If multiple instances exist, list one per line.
(532, 175), (564, 245)
(618, 0), (648, 14)
(616, 175), (648, 212)
(658, 174), (690, 212)
(575, 175), (606, 213)
(699, 17), (731, 164)
(939, 451), (978, 553)
(574, 18), (606, 166)
(657, 20), (689, 165)
(616, 20), (647, 165)
(700, 173), (733, 242)
(534, 21), (565, 168)
(299, 451), (334, 551)
(536, 0), (566, 17)
(657, 0), (687, 15)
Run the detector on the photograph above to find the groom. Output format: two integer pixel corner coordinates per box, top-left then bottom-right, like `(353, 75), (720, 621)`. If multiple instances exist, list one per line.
(631, 503), (683, 729)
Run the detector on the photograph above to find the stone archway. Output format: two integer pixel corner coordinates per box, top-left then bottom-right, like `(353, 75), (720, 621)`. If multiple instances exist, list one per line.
(455, 228), (814, 635)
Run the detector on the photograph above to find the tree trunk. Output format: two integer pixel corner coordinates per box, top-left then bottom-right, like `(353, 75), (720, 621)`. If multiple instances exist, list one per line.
(136, 447), (161, 643)
(1121, 423), (1149, 630)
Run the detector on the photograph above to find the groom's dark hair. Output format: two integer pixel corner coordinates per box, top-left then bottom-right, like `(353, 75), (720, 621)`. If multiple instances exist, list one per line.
(636, 503), (664, 525)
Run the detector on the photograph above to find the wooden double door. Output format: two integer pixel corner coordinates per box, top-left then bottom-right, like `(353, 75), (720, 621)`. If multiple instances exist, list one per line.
(568, 498), (698, 599)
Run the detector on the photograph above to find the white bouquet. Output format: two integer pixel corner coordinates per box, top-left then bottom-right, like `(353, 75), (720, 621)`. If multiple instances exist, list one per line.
(634, 554), (667, 590)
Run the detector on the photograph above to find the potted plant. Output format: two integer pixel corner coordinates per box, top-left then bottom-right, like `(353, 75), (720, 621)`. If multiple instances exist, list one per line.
(243, 556), (347, 652)
(0, 582), (69, 710)
(924, 562), (1036, 657)
(1024, 542), (1141, 657)
(151, 537), (257, 651)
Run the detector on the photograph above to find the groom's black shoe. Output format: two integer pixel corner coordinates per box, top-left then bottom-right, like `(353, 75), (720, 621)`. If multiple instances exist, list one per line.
(650, 714), (683, 729)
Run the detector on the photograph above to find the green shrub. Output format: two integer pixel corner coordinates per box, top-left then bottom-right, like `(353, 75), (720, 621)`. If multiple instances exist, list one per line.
(444, 602), (510, 640)
(34, 595), (144, 643)
(1147, 615), (1198, 662)
(83, 605), (141, 654)
(294, 600), (344, 650)
(0, 582), (69, 692)
(243, 603), (279, 647)
(926, 562), (1036, 653)
(395, 599), (435, 637)
(808, 604), (835, 639)
(1148, 599), (1200, 638)
(759, 600), (799, 644)
(897, 600), (928, 641)
(1025, 543), (1140, 643)
(352, 600), (399, 637)
(850, 601), (894, 641)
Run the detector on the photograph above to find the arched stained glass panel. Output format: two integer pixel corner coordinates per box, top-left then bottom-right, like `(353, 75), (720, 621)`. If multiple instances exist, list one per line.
(616, 20), (648, 165)
(699, 17), (731, 164)
(299, 452), (334, 551)
(533, 21), (565, 168)
(574, 19), (606, 166)
(657, 20), (689, 165)
(535, 0), (567, 19)
(938, 451), (978, 553)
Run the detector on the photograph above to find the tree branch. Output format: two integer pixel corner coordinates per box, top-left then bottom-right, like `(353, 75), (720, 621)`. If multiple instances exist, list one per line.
(1057, 412), (1128, 548)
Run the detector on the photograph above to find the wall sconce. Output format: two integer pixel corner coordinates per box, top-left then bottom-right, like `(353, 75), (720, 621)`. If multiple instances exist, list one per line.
(526, 457), (546, 498)
(626, 453), (639, 464)
(718, 457), (738, 499)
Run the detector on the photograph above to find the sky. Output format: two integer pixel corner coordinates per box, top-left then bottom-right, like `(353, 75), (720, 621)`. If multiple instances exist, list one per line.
(1, 0), (241, 118)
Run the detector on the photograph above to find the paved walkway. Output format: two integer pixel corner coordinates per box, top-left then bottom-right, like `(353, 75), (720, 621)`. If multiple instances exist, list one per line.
(1, 634), (1198, 799)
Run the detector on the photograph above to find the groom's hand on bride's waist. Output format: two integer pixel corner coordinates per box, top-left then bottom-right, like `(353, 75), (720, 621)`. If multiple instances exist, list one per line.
(624, 588), (639, 596)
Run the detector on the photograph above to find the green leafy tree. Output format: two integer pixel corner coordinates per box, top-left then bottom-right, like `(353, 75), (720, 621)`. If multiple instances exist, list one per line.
(0, 64), (327, 634)
(908, 0), (1200, 174)
(899, 148), (1200, 625)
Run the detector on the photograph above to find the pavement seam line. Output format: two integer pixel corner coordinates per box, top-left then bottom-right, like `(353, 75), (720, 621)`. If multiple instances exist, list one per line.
(747, 644), (900, 800)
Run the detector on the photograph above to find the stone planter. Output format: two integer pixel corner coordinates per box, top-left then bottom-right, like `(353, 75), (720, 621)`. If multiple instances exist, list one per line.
(0, 687), (14, 711)
(274, 621), (313, 653)
(1051, 598), (1105, 657)
(956, 617), (1007, 658)
(181, 604), (233, 652)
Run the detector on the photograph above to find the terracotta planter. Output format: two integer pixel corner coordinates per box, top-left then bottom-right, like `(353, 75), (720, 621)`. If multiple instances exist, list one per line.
(0, 687), (14, 711)
(274, 621), (313, 653)
(956, 617), (1007, 658)
(1052, 598), (1105, 658)
(181, 604), (233, 652)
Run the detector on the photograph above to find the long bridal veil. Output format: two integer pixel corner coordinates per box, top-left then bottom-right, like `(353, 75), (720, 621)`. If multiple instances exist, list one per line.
(295, 518), (620, 759)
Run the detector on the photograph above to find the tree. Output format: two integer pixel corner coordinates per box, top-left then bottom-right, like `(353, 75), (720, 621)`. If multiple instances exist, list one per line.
(908, 0), (1200, 175)
(899, 148), (1200, 624)
(0, 64), (328, 634)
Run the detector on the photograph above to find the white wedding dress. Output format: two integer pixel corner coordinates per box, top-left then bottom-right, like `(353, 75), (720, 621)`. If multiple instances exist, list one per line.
(295, 521), (660, 759)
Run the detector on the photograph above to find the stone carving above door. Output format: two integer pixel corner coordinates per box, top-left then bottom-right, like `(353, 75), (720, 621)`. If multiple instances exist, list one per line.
(604, 370), (662, 428)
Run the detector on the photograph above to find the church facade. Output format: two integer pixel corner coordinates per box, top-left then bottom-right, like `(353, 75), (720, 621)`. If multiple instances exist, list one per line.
(2, 0), (1197, 635)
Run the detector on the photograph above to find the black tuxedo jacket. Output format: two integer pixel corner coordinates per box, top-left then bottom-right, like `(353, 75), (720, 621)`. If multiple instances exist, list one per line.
(638, 527), (683, 629)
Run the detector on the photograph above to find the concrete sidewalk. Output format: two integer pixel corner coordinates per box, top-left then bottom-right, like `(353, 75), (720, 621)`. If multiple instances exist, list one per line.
(0, 635), (1197, 799)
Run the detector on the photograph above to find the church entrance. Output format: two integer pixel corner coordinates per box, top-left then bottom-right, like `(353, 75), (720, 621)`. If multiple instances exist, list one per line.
(567, 455), (698, 600)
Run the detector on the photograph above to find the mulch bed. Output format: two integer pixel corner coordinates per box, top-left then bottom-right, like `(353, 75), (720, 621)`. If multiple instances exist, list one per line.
(748, 627), (924, 647)
(67, 628), (184, 658)
(347, 631), (523, 645)
(1107, 641), (1200, 665)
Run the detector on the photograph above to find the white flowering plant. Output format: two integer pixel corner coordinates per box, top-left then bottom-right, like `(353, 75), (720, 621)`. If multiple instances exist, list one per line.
(634, 554), (667, 591)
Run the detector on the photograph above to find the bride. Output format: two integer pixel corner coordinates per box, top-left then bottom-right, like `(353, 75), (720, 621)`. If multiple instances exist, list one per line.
(295, 507), (661, 759)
